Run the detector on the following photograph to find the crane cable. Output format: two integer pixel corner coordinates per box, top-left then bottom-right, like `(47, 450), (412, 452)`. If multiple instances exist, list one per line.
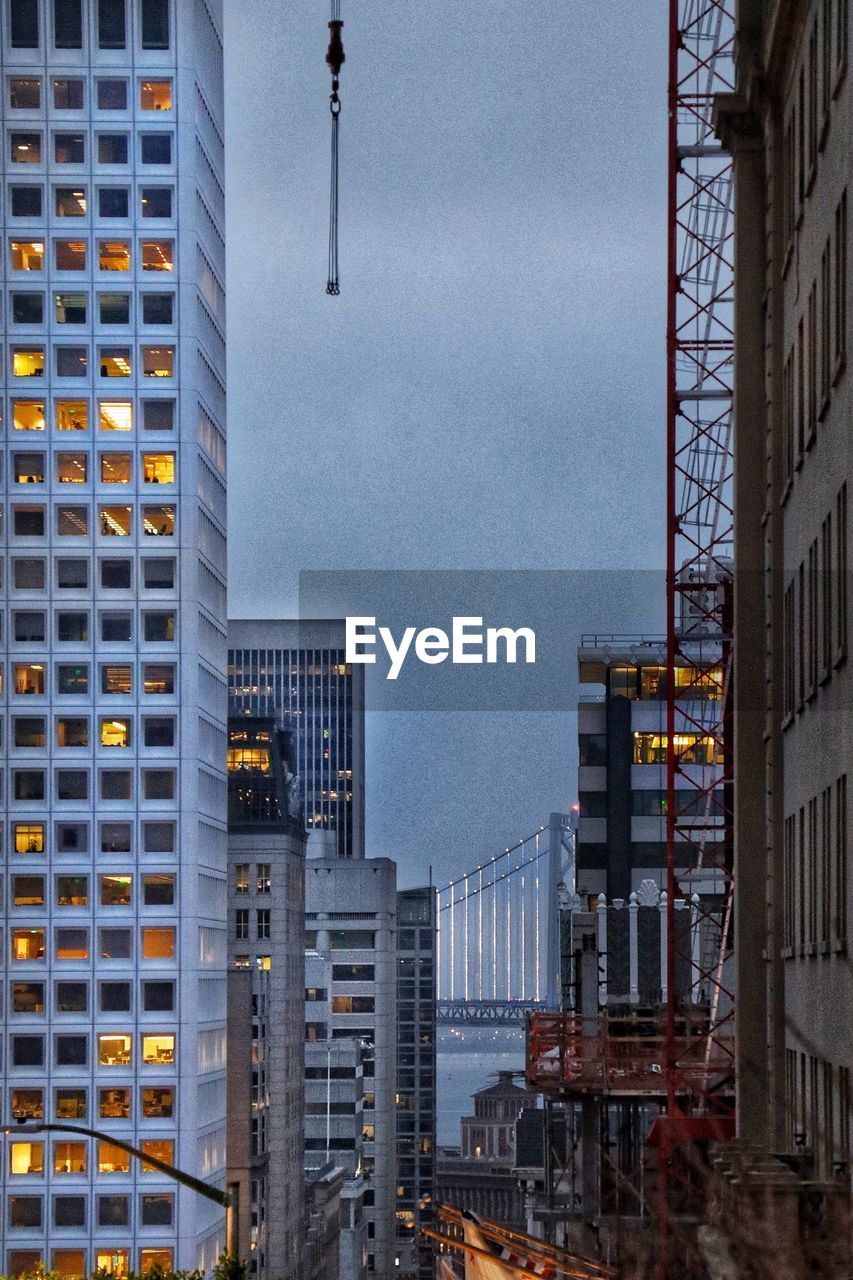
(325, 0), (344, 295)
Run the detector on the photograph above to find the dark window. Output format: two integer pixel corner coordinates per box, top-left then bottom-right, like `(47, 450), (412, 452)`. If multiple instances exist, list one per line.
(97, 78), (127, 109)
(11, 187), (42, 217)
(99, 292), (131, 324)
(55, 133), (85, 164)
(142, 981), (173, 1012)
(14, 771), (45, 801)
(143, 769), (174, 800)
(57, 770), (88, 801)
(98, 928), (131, 960)
(13, 1035), (44, 1067)
(14, 558), (45, 589)
(56, 187), (87, 217)
(57, 559), (88, 589)
(12, 293), (44, 324)
(141, 1193), (173, 1226)
(142, 293), (173, 325)
(100, 821), (130, 852)
(57, 612), (88, 642)
(10, 0), (40, 47)
(15, 717), (45, 747)
(143, 612), (174, 642)
(98, 134), (128, 165)
(14, 610), (45, 641)
(14, 507), (44, 536)
(140, 0), (168, 49)
(99, 188), (129, 218)
(14, 453), (46, 484)
(53, 78), (84, 109)
(143, 821), (174, 853)
(101, 613), (131, 642)
(99, 981), (131, 1012)
(53, 0), (82, 48)
(55, 292), (86, 324)
(98, 0), (125, 47)
(143, 558), (174, 589)
(100, 770), (131, 800)
(10, 1197), (42, 1229)
(10, 77), (40, 107)
(143, 874), (174, 905)
(56, 823), (87, 853)
(141, 134), (171, 165)
(57, 665), (89, 694)
(143, 399), (174, 430)
(53, 1196), (86, 1228)
(101, 559), (131, 589)
(141, 187), (172, 218)
(56, 346), (88, 377)
(143, 717), (174, 747)
(55, 982), (88, 1013)
(55, 1034), (87, 1066)
(98, 1194), (129, 1227)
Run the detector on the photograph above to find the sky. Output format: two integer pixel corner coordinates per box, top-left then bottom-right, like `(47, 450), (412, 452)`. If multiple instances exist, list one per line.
(223, 2), (669, 886)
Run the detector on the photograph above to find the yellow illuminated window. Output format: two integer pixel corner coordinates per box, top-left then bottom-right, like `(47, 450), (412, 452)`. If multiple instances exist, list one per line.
(56, 453), (87, 484)
(142, 346), (174, 378)
(141, 1138), (174, 1170)
(56, 400), (88, 431)
(53, 1142), (86, 1174)
(100, 718), (131, 747)
(227, 747), (271, 773)
(143, 453), (175, 484)
(99, 1087), (131, 1118)
(55, 1090), (87, 1119)
(99, 240), (130, 271)
(11, 241), (44, 271)
(13, 400), (46, 431)
(141, 1033), (175, 1065)
(141, 239), (173, 271)
(99, 505), (132, 536)
(12, 929), (45, 961)
(674, 666), (724, 700)
(96, 1253), (129, 1278)
(56, 240), (87, 271)
(99, 348), (131, 377)
(100, 874), (132, 905)
(97, 1141), (130, 1174)
(142, 505), (174, 536)
(632, 732), (723, 766)
(141, 1089), (174, 1120)
(102, 665), (132, 694)
(142, 928), (175, 960)
(100, 453), (131, 483)
(15, 663), (45, 695)
(98, 1035), (132, 1066)
(13, 348), (44, 377)
(99, 400), (132, 432)
(10, 1142), (43, 1175)
(14, 823), (45, 854)
(10, 1089), (44, 1121)
(257, 955), (271, 971)
(52, 1250), (86, 1280)
(140, 81), (172, 111)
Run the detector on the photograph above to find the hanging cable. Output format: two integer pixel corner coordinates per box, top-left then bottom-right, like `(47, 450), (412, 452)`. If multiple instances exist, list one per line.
(325, 0), (344, 295)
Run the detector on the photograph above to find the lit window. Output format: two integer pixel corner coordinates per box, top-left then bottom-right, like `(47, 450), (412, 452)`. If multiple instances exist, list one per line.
(96, 1253), (129, 1279)
(141, 239), (173, 271)
(12, 929), (45, 961)
(99, 1087), (131, 1118)
(99, 240), (130, 271)
(11, 133), (41, 164)
(56, 240), (87, 271)
(53, 1143), (86, 1175)
(100, 718), (131, 748)
(55, 928), (89, 960)
(141, 1033), (175, 1065)
(14, 662), (46, 694)
(10, 1142), (44, 1176)
(141, 346), (174, 377)
(100, 453), (132, 483)
(99, 506), (132, 536)
(13, 400), (46, 431)
(143, 453), (175, 484)
(98, 1035), (131, 1067)
(11, 241), (44, 271)
(56, 877), (88, 907)
(52, 1251), (86, 1280)
(10, 1089), (44, 1120)
(97, 1142), (130, 1174)
(13, 348), (45, 377)
(142, 927), (175, 960)
(55, 188), (87, 218)
(55, 1088), (87, 1119)
(143, 664), (174, 694)
(101, 874), (132, 905)
(99, 400), (132, 432)
(99, 347), (131, 377)
(14, 822), (45, 854)
(57, 506), (88, 536)
(234, 864), (249, 894)
(10, 78), (41, 109)
(57, 400), (88, 431)
(142, 505), (174, 536)
(102, 665), (132, 694)
(140, 81), (172, 111)
(56, 454), (87, 484)
(141, 1089), (174, 1120)
(57, 664), (89, 693)
(55, 292), (87, 324)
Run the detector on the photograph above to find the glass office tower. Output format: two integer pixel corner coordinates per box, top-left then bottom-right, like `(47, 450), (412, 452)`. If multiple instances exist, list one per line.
(1, 0), (228, 1271)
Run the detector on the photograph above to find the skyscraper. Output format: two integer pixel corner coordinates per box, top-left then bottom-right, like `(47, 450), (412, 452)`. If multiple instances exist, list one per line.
(228, 620), (365, 859)
(1, 0), (228, 1271)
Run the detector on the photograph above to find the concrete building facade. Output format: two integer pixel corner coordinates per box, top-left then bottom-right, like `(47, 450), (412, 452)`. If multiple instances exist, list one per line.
(305, 859), (397, 1280)
(0, 0), (228, 1271)
(228, 620), (365, 860)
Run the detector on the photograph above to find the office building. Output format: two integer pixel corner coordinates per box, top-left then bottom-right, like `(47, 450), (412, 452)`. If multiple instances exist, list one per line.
(576, 635), (726, 899)
(1, 0), (228, 1272)
(305, 859), (397, 1279)
(713, 1), (852, 1268)
(226, 720), (306, 1280)
(394, 888), (436, 1280)
(228, 620), (365, 859)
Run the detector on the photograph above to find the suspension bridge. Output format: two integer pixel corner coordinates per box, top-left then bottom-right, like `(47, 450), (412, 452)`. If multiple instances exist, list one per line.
(435, 812), (573, 1025)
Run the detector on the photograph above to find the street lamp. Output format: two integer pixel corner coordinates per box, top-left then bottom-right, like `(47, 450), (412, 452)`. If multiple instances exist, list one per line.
(1, 1123), (240, 1261)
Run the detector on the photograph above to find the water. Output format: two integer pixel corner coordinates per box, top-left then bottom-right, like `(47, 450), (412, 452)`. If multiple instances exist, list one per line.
(436, 1027), (526, 1146)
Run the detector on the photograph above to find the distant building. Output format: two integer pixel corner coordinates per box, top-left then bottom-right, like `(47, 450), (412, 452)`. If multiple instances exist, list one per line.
(395, 889), (437, 1280)
(576, 636), (726, 898)
(228, 620), (365, 858)
(226, 720), (306, 1280)
(436, 1073), (538, 1230)
(303, 1164), (347, 1280)
(306, 859), (398, 1279)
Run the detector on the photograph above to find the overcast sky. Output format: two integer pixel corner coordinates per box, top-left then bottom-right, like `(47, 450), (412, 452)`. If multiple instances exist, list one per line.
(223, 2), (669, 885)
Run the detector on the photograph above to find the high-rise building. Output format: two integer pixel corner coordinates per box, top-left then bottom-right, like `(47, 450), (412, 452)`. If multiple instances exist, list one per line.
(576, 636), (726, 898)
(228, 620), (365, 859)
(0, 1), (228, 1272)
(394, 887), (436, 1280)
(225, 720), (306, 1280)
(714, 0), (852, 1264)
(305, 859), (397, 1280)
